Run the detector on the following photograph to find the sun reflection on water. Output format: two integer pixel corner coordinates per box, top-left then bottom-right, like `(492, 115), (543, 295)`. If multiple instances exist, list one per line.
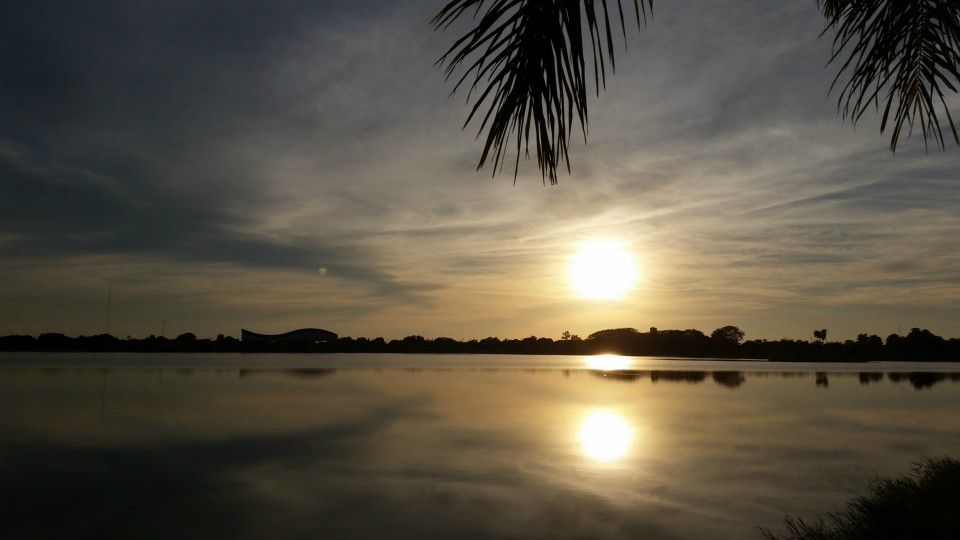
(578, 409), (633, 462)
(583, 355), (631, 371)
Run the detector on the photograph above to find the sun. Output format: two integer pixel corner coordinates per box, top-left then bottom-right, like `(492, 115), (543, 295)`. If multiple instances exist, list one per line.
(568, 240), (639, 300)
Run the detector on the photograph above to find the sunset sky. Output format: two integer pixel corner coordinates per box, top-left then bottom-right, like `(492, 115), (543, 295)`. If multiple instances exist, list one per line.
(3, 0), (960, 342)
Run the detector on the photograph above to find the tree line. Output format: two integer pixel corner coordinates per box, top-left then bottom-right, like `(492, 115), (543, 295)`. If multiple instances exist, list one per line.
(1, 325), (957, 361)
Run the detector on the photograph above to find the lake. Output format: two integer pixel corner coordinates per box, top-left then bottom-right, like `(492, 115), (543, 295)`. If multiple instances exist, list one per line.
(2, 353), (959, 539)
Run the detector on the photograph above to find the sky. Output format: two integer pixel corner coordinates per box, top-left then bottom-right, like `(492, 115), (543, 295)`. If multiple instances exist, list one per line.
(2, 0), (960, 342)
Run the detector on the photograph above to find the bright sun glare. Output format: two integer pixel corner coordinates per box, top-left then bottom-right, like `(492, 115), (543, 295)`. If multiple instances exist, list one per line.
(584, 355), (631, 371)
(578, 410), (633, 462)
(568, 240), (639, 300)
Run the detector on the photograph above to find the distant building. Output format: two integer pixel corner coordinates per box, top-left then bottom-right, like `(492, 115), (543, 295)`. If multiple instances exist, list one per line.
(241, 328), (338, 343)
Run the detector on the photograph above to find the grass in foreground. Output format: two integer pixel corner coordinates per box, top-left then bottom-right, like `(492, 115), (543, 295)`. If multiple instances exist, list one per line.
(760, 457), (960, 540)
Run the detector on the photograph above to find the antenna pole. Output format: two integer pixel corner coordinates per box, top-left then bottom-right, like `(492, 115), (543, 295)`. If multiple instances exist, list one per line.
(106, 281), (112, 335)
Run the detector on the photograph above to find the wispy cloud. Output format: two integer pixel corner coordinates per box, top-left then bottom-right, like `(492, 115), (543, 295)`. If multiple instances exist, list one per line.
(2, 0), (959, 340)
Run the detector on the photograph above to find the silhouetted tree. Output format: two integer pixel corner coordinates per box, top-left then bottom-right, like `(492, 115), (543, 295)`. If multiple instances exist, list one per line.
(477, 336), (502, 353)
(586, 327), (640, 340)
(902, 327), (948, 361)
(432, 336), (460, 353)
(586, 327), (641, 354)
(37, 333), (70, 350)
(852, 333), (884, 360)
(813, 329), (828, 343)
(0, 335), (36, 350)
(391, 335), (428, 353)
(370, 337), (387, 352)
(711, 326), (745, 344)
(649, 329), (711, 356)
(434, 1), (960, 182)
(212, 335), (241, 352)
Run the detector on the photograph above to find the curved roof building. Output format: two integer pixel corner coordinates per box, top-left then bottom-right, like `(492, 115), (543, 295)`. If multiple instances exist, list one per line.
(241, 328), (338, 342)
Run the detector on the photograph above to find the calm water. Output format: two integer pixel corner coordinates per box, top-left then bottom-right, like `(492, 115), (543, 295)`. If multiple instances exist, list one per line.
(2, 353), (960, 539)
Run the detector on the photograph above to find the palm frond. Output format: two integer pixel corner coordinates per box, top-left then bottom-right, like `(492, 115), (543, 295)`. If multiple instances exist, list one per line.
(433, 0), (652, 184)
(819, 0), (960, 151)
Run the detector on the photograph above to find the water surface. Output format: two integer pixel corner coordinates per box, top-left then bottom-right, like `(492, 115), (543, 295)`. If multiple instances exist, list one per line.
(2, 354), (959, 539)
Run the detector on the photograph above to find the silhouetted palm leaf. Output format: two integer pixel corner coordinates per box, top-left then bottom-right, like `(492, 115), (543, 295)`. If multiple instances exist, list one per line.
(820, 0), (960, 151)
(435, 2), (960, 183)
(432, 0), (652, 184)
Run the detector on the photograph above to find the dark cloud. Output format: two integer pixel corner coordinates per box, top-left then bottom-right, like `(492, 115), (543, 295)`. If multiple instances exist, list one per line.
(0, 143), (430, 300)
(0, 1), (443, 301)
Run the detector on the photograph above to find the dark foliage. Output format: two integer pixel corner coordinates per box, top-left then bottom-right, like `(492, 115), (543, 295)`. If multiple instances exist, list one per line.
(435, 1), (960, 182)
(433, 0), (651, 183)
(760, 456), (960, 540)
(820, 0), (960, 151)
(2, 325), (958, 362)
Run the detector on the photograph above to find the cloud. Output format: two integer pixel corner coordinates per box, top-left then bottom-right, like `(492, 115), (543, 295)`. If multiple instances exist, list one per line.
(2, 0), (960, 340)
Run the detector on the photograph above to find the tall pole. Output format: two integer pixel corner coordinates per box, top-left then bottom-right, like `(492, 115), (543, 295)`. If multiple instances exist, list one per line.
(106, 280), (112, 335)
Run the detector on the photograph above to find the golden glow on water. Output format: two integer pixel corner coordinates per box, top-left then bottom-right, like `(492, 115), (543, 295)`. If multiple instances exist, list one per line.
(568, 240), (639, 300)
(578, 409), (633, 462)
(584, 355), (631, 371)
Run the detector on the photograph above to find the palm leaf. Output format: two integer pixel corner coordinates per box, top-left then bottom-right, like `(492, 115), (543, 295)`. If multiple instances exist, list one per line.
(819, 0), (960, 151)
(433, 0), (652, 184)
